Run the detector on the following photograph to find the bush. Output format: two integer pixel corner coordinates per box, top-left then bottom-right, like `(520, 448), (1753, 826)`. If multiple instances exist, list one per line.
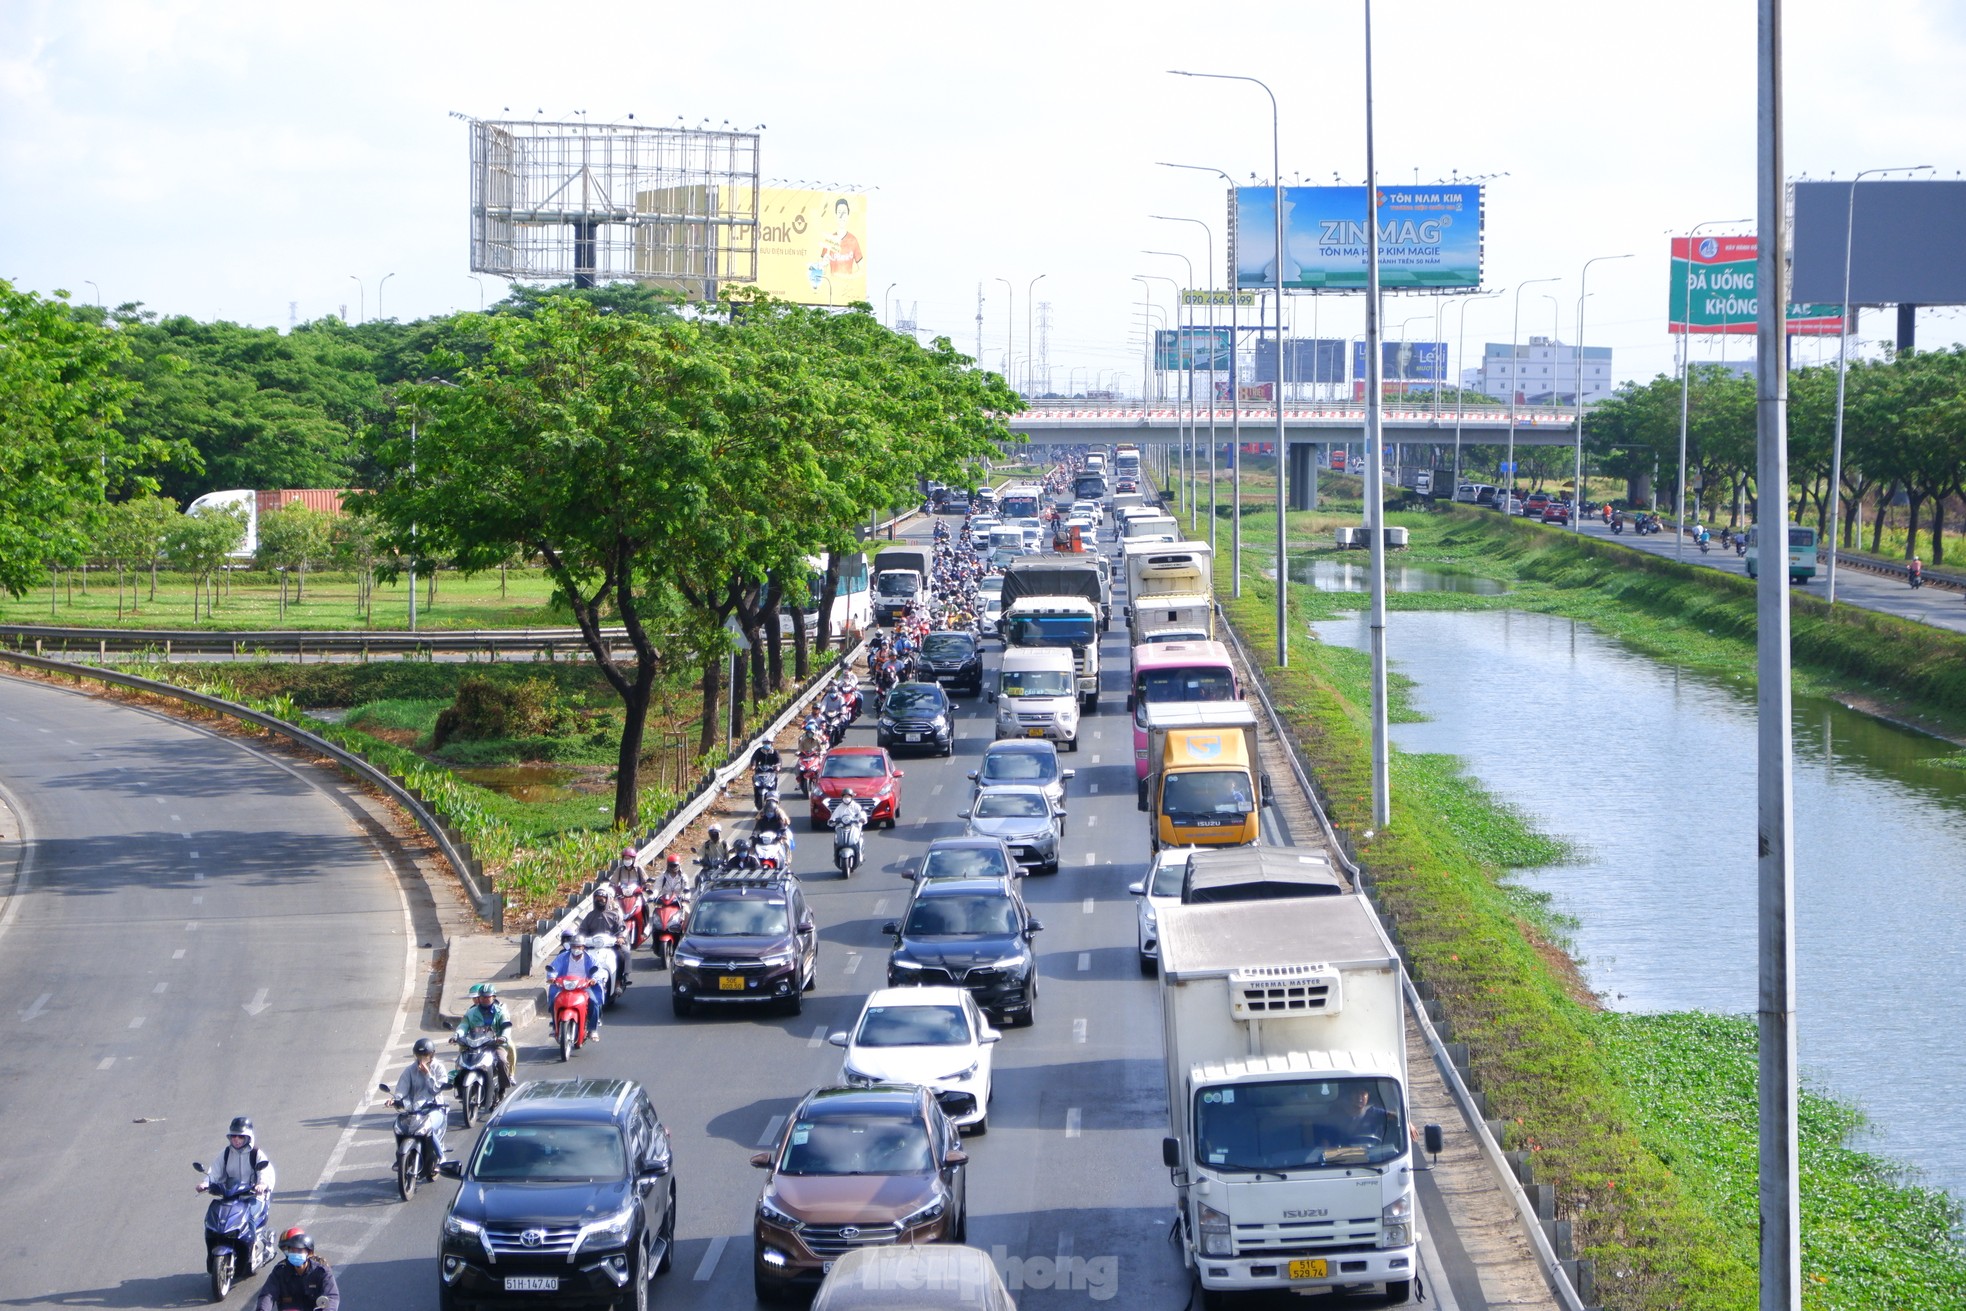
(432, 676), (568, 746)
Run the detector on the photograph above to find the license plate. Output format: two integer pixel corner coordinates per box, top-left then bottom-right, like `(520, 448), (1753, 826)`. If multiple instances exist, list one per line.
(905, 733), (922, 742)
(821, 1261), (834, 1274)
(505, 1277), (559, 1292)
(1287, 1259), (1328, 1280)
(1026, 727), (1047, 737)
(718, 975), (746, 991)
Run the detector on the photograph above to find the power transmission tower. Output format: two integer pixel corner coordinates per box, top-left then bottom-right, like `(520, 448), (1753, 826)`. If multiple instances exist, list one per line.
(975, 283), (984, 361)
(1037, 301), (1053, 395)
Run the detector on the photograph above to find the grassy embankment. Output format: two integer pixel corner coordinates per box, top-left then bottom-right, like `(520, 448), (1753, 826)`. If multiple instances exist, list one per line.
(1214, 519), (1966, 1308)
(1, 567), (565, 630)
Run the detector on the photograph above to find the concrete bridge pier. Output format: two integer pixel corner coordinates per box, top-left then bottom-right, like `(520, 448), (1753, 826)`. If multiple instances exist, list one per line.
(1289, 441), (1319, 512)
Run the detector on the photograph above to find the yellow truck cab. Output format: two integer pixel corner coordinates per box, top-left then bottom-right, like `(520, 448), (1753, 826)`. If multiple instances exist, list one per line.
(1138, 702), (1263, 850)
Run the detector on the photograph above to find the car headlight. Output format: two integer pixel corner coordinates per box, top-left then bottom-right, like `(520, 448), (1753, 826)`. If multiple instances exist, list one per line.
(759, 952), (795, 969)
(443, 1214), (484, 1240)
(1380, 1190), (1414, 1247)
(944, 1061), (980, 1082)
(1143, 906), (1158, 929)
(889, 956), (923, 972)
(1197, 1202), (1232, 1257)
(574, 1203), (639, 1253)
(842, 1063), (880, 1086)
(980, 952), (1028, 971)
(898, 1194), (948, 1229)
(672, 952), (705, 970)
(758, 1197), (803, 1230)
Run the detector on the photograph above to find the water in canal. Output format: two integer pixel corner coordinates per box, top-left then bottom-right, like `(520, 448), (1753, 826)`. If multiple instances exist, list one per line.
(1288, 556), (1508, 595)
(1314, 607), (1966, 1198)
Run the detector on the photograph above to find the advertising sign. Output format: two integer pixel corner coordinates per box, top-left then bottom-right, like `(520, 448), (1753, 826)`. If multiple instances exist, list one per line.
(1233, 186), (1483, 290)
(1182, 289), (1257, 307)
(1667, 236), (1844, 336)
(745, 187), (870, 306)
(1351, 340), (1448, 382)
(1792, 180), (1966, 306)
(1155, 327), (1235, 371)
(1254, 338), (1348, 385)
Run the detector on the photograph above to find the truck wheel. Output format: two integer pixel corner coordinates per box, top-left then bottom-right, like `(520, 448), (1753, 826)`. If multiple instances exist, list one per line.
(1385, 1279), (1412, 1303)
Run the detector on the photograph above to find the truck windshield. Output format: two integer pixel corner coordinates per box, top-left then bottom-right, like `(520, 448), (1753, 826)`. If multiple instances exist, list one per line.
(1195, 1077), (1407, 1171)
(875, 573), (919, 597)
(1001, 670), (1074, 697)
(1161, 770), (1252, 820)
(1136, 667), (1236, 705)
(1005, 616), (1096, 646)
(1000, 494), (1041, 519)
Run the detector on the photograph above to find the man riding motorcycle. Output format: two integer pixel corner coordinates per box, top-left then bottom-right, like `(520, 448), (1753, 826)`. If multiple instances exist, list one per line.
(580, 885), (631, 988)
(454, 982), (516, 1096)
(699, 823), (729, 874)
(198, 1116), (275, 1229)
(547, 934), (608, 1040)
(390, 1038), (449, 1174)
(252, 1227), (339, 1311)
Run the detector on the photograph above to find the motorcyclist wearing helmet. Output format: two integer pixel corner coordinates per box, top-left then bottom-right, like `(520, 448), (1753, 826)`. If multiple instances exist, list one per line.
(750, 737), (782, 775)
(199, 1116), (275, 1233)
(390, 1038), (449, 1170)
(797, 717), (827, 758)
(615, 846), (640, 881)
(454, 982), (516, 1095)
(760, 798), (795, 852)
(728, 837), (761, 873)
(253, 1227), (339, 1311)
(579, 885), (631, 988)
(548, 933), (608, 1039)
(655, 853), (689, 904)
(699, 823), (729, 873)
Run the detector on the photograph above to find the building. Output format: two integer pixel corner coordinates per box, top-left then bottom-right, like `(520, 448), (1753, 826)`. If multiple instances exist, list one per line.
(1475, 337), (1614, 406)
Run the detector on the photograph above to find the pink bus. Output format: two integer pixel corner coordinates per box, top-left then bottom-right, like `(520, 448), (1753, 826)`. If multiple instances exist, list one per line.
(1128, 640), (1241, 779)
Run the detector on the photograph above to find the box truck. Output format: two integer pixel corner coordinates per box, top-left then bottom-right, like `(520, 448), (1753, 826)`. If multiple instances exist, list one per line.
(1138, 701), (1264, 851)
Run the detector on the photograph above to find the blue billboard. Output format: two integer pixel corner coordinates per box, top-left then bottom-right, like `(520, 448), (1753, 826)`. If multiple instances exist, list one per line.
(1234, 185), (1484, 291)
(1352, 340), (1448, 383)
(1154, 327), (1234, 371)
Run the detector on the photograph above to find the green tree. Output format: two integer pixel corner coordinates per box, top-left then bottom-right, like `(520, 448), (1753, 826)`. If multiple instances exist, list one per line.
(162, 501), (246, 621)
(255, 503), (334, 612)
(97, 495), (177, 619)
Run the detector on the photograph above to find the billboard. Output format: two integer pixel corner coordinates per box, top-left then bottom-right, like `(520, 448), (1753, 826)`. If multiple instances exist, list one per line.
(1155, 327), (1235, 371)
(729, 187), (869, 306)
(1668, 236), (1845, 335)
(1352, 340), (1449, 382)
(1253, 338), (1348, 385)
(1233, 185), (1483, 291)
(1792, 180), (1966, 306)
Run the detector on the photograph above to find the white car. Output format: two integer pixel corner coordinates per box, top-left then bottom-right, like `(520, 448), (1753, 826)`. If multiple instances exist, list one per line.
(1070, 500), (1100, 518)
(980, 593), (1004, 635)
(829, 987), (1000, 1132)
(1127, 847), (1201, 976)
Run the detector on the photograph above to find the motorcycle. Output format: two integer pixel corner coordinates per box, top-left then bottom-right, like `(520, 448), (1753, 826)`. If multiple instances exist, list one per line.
(1610, 516), (1625, 535)
(548, 972), (600, 1061)
(1736, 537), (1749, 557)
(378, 1083), (446, 1201)
(752, 761), (780, 812)
(189, 1164), (273, 1301)
(584, 932), (626, 1007)
(651, 893), (689, 969)
(1911, 571), (1925, 589)
(829, 798), (866, 879)
(796, 745), (824, 798)
(753, 826), (789, 871)
(616, 875), (649, 950)
(451, 1026), (506, 1126)
(1698, 535), (1710, 554)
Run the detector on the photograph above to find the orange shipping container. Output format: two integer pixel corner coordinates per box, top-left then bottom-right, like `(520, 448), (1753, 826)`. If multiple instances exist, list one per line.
(255, 489), (347, 516)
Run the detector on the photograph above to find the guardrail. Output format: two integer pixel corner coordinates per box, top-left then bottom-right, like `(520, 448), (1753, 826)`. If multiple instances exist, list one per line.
(0, 624), (629, 661)
(1214, 604), (1593, 1311)
(0, 649), (508, 931)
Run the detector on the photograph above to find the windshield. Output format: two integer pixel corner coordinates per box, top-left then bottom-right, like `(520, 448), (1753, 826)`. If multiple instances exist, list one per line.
(855, 1004), (970, 1047)
(1000, 669), (1074, 698)
(1000, 495), (1041, 519)
(1148, 860), (1187, 897)
(1195, 1077), (1407, 1170)
(921, 847), (1010, 880)
(690, 899), (791, 937)
(979, 576), (1005, 596)
(922, 635), (975, 658)
(1005, 616), (1096, 647)
(471, 1124), (627, 1183)
(1161, 770), (1254, 819)
(976, 793), (1046, 819)
(779, 1115), (933, 1175)
(886, 688), (944, 715)
(904, 895), (1019, 936)
(821, 755), (886, 779)
(875, 574), (919, 597)
(1136, 667), (1237, 707)
(981, 751), (1058, 785)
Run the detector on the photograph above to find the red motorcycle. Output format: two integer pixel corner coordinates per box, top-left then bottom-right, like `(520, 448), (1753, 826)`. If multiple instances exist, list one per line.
(548, 974), (597, 1062)
(616, 877), (649, 950)
(796, 748), (824, 799)
(651, 895), (688, 969)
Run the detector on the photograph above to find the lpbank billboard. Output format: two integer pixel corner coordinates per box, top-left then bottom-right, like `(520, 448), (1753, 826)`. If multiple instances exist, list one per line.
(1234, 185), (1483, 291)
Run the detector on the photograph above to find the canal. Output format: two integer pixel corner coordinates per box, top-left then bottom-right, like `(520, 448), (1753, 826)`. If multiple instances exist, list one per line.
(1314, 606), (1966, 1198)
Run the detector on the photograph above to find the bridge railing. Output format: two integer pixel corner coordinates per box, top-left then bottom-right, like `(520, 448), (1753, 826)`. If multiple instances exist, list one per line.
(1009, 398), (1576, 426)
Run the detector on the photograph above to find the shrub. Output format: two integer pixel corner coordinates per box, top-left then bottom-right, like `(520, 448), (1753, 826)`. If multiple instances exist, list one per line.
(432, 675), (568, 746)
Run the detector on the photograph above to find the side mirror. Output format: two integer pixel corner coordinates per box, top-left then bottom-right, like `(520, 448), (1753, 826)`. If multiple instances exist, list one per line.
(438, 1159), (464, 1179)
(1026, 920), (1045, 934)
(1137, 780), (1150, 812)
(901, 867), (917, 880)
(749, 1152), (773, 1170)
(1127, 881), (1145, 896)
(895, 771), (905, 778)
(1062, 769), (1077, 780)
(639, 1157), (672, 1180)
(827, 1032), (849, 1047)
(798, 920), (815, 935)
(1055, 808), (1068, 818)
(1125, 693), (1136, 711)
(1424, 1124), (1444, 1157)
(192, 1161), (207, 1174)
(1162, 1136), (1181, 1168)
(980, 1029), (1002, 1043)
(377, 1082), (392, 1093)
(945, 1149), (970, 1167)
(986, 690), (996, 703)
(957, 810), (971, 819)
(881, 921), (901, 936)
(966, 771), (979, 781)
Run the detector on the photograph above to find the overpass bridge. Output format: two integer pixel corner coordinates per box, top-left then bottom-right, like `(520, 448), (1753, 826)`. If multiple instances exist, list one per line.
(1006, 400), (1581, 507)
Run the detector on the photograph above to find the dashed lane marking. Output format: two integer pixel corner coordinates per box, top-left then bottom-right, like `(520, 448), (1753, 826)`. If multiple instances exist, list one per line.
(20, 992), (51, 1021)
(1072, 1018), (1088, 1044)
(1089, 784), (1099, 794)
(872, 898), (889, 915)
(1065, 1107), (1082, 1138)
(1082, 897), (1095, 914)
(1091, 754), (1101, 763)
(171, 949), (185, 960)
(129, 1016), (144, 1028)
(694, 1235), (729, 1282)
(97, 1057), (114, 1070)
(1077, 952), (1090, 971)
(757, 1115), (786, 1147)
(844, 952), (862, 975)
(931, 783), (944, 795)
(153, 981), (168, 994)
(807, 1024), (829, 1049)
(1086, 815), (1099, 829)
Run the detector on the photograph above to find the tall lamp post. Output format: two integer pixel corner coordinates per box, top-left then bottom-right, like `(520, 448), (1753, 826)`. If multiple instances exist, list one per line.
(1674, 218), (1751, 557)
(347, 275), (364, 325)
(1827, 165), (1930, 601)
(377, 272), (396, 321)
(1026, 273), (1048, 397)
(884, 281), (898, 328)
(1140, 273), (1185, 497)
(1154, 214), (1221, 549)
(1573, 254), (1633, 531)
(1506, 277), (1559, 504)
(1147, 250), (1198, 526)
(1133, 278), (1164, 407)
(1452, 288), (1506, 489)
(1170, 67), (1288, 665)
(994, 278), (1014, 390)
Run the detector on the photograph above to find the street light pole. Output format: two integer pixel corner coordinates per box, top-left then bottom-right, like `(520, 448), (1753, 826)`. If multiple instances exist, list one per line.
(1827, 165), (1929, 601)
(1027, 273), (1048, 397)
(378, 272), (396, 321)
(1506, 278), (1558, 505)
(1359, 0), (1390, 830)
(347, 275), (364, 324)
(1147, 251), (1197, 526)
(1453, 289), (1506, 490)
(1154, 215), (1220, 549)
(1574, 254), (1633, 531)
(1170, 67), (1288, 665)
(884, 282), (898, 328)
(1140, 273), (1184, 495)
(1675, 218), (1751, 557)
(994, 277), (1014, 390)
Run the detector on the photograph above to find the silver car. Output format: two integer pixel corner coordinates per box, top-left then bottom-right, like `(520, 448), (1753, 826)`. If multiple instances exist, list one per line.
(960, 784), (1066, 875)
(967, 739), (1075, 812)
(1127, 847), (1200, 975)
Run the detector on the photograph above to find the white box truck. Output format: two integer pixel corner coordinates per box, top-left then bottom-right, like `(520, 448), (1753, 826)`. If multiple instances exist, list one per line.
(1157, 893), (1432, 1305)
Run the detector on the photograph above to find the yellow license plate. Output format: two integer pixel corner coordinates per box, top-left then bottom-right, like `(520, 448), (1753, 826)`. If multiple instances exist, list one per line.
(1287, 1259), (1328, 1281)
(1026, 728), (1047, 737)
(718, 975), (746, 991)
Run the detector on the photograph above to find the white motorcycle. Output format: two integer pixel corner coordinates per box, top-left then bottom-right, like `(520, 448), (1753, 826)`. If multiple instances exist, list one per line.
(829, 798), (867, 878)
(583, 932), (626, 1008)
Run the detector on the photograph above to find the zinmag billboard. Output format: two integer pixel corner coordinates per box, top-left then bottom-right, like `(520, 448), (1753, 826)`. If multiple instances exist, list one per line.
(1233, 186), (1483, 291)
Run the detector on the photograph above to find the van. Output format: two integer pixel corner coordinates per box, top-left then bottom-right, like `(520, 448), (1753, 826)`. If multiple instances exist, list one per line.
(991, 646), (1081, 748)
(1454, 482), (1496, 505)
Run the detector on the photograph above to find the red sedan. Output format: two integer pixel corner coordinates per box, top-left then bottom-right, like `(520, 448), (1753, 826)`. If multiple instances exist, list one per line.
(809, 746), (905, 831)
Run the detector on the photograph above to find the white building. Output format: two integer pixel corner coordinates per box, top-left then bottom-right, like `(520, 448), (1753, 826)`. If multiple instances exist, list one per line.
(1475, 337), (1614, 406)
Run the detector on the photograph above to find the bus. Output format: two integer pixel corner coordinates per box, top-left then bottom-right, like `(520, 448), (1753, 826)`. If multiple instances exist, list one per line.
(1744, 523), (1819, 582)
(782, 552), (871, 641)
(999, 485), (1045, 522)
(1129, 640), (1240, 780)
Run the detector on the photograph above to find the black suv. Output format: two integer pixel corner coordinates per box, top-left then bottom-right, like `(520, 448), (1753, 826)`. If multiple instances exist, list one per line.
(438, 1078), (675, 1311)
(882, 877), (1043, 1026)
(877, 682), (955, 756)
(671, 872), (819, 1017)
(919, 630), (984, 697)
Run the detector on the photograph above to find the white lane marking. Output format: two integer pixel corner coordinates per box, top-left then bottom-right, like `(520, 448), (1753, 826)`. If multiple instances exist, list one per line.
(180, 831), (192, 839)
(693, 1235), (729, 1281)
(931, 783), (944, 796)
(1065, 1107), (1083, 1138)
(97, 1057), (115, 1070)
(844, 952), (862, 975)
(185, 922), (199, 932)
(757, 1115), (786, 1147)
(35, 728), (49, 734)
(872, 898), (889, 915)
(66, 738), (78, 745)
(1082, 897), (1095, 914)
(20, 992), (51, 1021)
(153, 797), (164, 805)
(192, 895), (203, 905)
(1091, 754), (1101, 763)
(1089, 784), (1099, 794)
(807, 1024), (828, 1049)
(1084, 850), (1096, 865)
(915, 815), (928, 826)
(153, 981), (168, 994)
(1077, 952), (1090, 971)
(128, 1016), (144, 1029)
(188, 850), (199, 859)
(170, 814), (181, 822)
(1092, 729), (1102, 739)
(1072, 1018), (1088, 1044)
(1086, 815), (1099, 829)
(171, 949), (186, 960)
(242, 988), (270, 1017)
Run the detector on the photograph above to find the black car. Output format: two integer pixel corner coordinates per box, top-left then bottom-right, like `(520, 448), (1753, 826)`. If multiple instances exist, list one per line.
(918, 631), (984, 697)
(671, 872), (819, 1017)
(438, 1078), (675, 1311)
(877, 682), (955, 756)
(882, 877), (1043, 1026)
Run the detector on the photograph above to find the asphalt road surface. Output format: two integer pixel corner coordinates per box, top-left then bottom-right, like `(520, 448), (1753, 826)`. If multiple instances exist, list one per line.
(0, 675), (418, 1309)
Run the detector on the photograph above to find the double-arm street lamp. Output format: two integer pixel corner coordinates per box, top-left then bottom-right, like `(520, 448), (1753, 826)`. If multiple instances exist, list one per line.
(1572, 253), (1633, 531)
(1154, 214), (1222, 549)
(1146, 249), (1198, 526)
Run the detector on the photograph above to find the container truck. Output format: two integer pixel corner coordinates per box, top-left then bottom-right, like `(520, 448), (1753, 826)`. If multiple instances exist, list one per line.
(871, 547), (930, 624)
(1000, 557), (1111, 630)
(183, 488), (347, 558)
(1121, 513), (1182, 546)
(1001, 596), (1102, 713)
(1138, 701), (1264, 850)
(1157, 893), (1432, 1305)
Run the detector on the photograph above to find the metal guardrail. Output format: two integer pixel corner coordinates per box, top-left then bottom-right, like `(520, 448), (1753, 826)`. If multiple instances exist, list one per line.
(0, 624), (629, 659)
(0, 649), (507, 931)
(1214, 602), (1592, 1311)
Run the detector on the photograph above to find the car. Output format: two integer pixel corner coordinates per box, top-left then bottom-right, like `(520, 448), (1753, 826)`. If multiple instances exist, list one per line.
(959, 784), (1065, 874)
(1070, 499), (1100, 519)
(966, 738), (1074, 811)
(1522, 491), (1552, 518)
(918, 630), (984, 697)
(810, 746), (903, 830)
(1541, 501), (1572, 525)
(827, 986), (1000, 1132)
(1115, 478), (1139, 494)
(1065, 515), (1101, 547)
(1493, 493), (1524, 515)
(883, 877), (1043, 1026)
(1127, 846), (1201, 975)
(908, 835), (1019, 886)
(977, 574), (1006, 601)
(812, 1246), (1017, 1311)
(979, 593), (1004, 636)
(877, 682), (955, 756)
(437, 1078), (675, 1311)
(967, 513), (1001, 535)
(750, 1085), (969, 1299)
(939, 495), (971, 515)
(669, 871), (820, 1017)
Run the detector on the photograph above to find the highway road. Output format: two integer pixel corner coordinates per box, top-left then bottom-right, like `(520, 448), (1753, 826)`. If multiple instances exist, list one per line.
(0, 675), (419, 1309)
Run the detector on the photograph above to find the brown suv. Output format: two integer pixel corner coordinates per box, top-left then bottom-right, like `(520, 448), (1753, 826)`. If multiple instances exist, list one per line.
(750, 1085), (969, 1300)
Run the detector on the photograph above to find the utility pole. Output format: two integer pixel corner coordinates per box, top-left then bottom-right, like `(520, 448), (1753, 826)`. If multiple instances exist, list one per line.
(975, 283), (984, 362)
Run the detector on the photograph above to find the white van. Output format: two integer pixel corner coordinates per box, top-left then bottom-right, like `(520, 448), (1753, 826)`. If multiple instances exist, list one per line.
(990, 646), (1081, 748)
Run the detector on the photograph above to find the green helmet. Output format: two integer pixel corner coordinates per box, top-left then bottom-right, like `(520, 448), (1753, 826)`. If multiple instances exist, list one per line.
(470, 983), (498, 1000)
